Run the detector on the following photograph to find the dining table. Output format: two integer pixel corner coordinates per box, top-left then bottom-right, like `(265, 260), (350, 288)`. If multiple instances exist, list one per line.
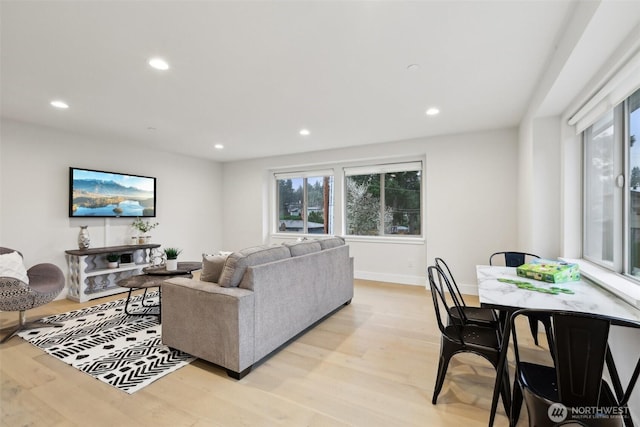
(477, 265), (640, 426)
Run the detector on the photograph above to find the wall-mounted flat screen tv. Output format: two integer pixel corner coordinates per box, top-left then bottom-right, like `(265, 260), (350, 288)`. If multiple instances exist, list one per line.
(69, 167), (156, 217)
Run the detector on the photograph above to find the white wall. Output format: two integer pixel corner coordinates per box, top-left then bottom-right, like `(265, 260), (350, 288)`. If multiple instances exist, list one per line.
(0, 119), (223, 299)
(531, 116), (562, 258)
(518, 117), (563, 260)
(221, 127), (519, 292)
(1, 118), (517, 296)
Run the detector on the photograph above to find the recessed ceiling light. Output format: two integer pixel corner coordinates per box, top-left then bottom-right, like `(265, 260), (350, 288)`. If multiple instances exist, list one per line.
(148, 57), (169, 71)
(50, 100), (69, 109)
(214, 144), (224, 150)
(426, 107), (440, 116)
(407, 64), (420, 71)
(299, 129), (310, 136)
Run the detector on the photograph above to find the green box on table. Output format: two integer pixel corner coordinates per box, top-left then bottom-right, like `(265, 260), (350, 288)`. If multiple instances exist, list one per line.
(516, 259), (580, 283)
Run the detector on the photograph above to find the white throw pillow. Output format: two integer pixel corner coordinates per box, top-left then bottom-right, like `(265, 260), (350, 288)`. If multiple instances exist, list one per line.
(0, 251), (29, 284)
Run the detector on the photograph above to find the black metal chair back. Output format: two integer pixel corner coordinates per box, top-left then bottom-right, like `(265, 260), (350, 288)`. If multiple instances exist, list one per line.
(435, 257), (467, 308)
(434, 257), (499, 329)
(429, 264), (467, 333)
(489, 251), (540, 267)
(509, 309), (640, 427)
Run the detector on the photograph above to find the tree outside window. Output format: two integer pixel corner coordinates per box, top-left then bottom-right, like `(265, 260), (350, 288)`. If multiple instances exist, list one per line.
(345, 164), (421, 236)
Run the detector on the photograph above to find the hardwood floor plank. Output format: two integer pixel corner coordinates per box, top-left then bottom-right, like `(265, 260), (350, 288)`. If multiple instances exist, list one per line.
(1, 280), (518, 426)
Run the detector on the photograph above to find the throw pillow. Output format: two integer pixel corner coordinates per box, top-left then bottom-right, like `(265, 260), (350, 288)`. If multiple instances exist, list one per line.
(0, 251), (29, 284)
(200, 254), (228, 283)
(317, 236), (345, 250)
(218, 245), (291, 288)
(284, 240), (322, 256)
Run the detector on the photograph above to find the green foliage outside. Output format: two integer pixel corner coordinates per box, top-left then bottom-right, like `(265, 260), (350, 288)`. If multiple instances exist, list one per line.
(632, 166), (640, 189)
(345, 178), (392, 235)
(346, 171), (421, 235)
(308, 211), (324, 224)
(277, 171), (420, 235)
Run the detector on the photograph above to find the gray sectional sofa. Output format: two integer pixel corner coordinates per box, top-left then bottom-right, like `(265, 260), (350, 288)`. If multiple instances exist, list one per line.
(161, 237), (354, 379)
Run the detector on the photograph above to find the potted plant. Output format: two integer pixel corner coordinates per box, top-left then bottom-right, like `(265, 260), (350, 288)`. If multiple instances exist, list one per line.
(132, 218), (159, 244)
(164, 247), (182, 271)
(106, 253), (120, 269)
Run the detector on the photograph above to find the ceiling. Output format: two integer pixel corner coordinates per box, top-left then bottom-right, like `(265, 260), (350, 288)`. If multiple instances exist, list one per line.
(1, 1), (638, 162)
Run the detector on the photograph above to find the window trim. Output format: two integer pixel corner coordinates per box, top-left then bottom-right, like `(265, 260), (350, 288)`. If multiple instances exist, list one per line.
(343, 161), (423, 238)
(582, 89), (640, 280)
(270, 157), (425, 243)
(273, 170), (335, 235)
(562, 257), (640, 309)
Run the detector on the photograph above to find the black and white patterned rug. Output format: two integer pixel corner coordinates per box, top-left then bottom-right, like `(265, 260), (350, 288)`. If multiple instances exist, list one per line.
(18, 291), (196, 394)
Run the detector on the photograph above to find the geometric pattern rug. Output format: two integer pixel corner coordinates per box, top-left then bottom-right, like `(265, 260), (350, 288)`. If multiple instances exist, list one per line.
(17, 291), (196, 394)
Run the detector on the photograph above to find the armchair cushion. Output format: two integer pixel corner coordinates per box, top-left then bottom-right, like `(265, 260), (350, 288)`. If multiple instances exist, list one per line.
(0, 251), (29, 284)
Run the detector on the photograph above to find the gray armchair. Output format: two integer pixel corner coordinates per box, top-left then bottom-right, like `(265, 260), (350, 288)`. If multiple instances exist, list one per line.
(0, 247), (65, 343)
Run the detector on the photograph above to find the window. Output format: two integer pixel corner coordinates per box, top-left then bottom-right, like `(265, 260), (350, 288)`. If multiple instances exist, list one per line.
(344, 162), (422, 237)
(627, 89), (640, 275)
(275, 171), (334, 234)
(583, 88), (640, 276)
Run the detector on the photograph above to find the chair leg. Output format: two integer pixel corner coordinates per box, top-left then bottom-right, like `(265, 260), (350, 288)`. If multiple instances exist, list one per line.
(542, 316), (555, 358)
(0, 311), (62, 343)
(528, 315), (540, 346)
(432, 353), (452, 404)
(510, 381), (523, 427)
(500, 361), (512, 416)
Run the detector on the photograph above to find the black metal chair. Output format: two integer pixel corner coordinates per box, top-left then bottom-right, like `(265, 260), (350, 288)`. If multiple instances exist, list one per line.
(434, 257), (499, 329)
(427, 265), (511, 414)
(489, 251), (554, 352)
(489, 251), (541, 269)
(508, 309), (640, 427)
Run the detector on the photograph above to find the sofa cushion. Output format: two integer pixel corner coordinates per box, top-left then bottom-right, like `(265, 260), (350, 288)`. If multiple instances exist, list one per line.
(219, 245), (291, 288)
(317, 236), (345, 250)
(284, 240), (322, 257)
(200, 254), (228, 283)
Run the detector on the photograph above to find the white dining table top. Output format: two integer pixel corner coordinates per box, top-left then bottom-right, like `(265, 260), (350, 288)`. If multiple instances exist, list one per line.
(477, 265), (640, 322)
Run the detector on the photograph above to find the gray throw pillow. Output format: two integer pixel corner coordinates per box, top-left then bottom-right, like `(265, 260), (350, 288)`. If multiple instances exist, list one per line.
(200, 254), (228, 283)
(284, 240), (322, 256)
(317, 236), (345, 250)
(218, 245), (291, 288)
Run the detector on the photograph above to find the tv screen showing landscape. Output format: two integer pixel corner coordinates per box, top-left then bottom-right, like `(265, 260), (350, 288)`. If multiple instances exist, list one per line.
(69, 167), (156, 217)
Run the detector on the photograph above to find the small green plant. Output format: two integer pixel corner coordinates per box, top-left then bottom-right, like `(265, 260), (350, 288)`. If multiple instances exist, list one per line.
(132, 217), (159, 233)
(164, 247), (182, 260)
(106, 253), (120, 262)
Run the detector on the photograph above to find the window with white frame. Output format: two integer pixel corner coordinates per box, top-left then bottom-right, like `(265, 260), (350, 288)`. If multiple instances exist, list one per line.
(344, 161), (422, 237)
(274, 170), (334, 234)
(583, 87), (640, 276)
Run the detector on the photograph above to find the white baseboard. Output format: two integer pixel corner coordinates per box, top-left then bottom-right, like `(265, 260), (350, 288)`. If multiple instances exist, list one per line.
(355, 270), (479, 296)
(355, 271), (426, 287)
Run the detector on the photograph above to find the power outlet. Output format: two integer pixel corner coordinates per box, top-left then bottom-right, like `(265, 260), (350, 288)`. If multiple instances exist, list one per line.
(407, 258), (415, 268)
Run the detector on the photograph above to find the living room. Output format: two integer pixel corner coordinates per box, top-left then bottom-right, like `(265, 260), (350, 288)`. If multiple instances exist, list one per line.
(2, 1), (640, 425)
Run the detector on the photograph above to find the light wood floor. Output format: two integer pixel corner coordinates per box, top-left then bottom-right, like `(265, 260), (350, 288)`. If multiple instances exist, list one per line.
(0, 279), (545, 427)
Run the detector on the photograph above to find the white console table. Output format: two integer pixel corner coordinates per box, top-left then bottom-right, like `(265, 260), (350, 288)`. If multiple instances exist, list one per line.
(65, 244), (161, 302)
